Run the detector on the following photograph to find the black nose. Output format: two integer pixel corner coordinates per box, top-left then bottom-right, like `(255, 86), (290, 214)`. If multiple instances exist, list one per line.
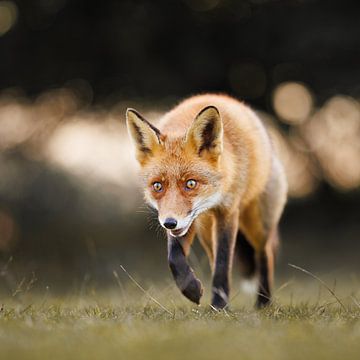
(163, 218), (177, 229)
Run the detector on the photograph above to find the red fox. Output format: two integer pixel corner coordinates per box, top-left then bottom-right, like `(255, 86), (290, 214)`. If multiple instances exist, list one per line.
(126, 94), (287, 309)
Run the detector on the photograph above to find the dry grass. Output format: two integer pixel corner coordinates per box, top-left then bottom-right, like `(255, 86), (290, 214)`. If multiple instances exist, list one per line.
(0, 274), (359, 360)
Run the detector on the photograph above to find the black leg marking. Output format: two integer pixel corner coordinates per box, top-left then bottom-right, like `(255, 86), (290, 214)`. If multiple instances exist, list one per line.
(211, 229), (232, 310)
(235, 230), (256, 279)
(256, 251), (271, 308)
(168, 236), (203, 304)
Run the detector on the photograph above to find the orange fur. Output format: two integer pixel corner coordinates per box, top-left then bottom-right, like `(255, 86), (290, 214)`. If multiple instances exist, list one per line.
(126, 94), (287, 308)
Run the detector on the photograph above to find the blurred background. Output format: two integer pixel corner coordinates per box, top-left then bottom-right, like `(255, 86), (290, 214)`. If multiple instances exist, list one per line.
(0, 0), (359, 294)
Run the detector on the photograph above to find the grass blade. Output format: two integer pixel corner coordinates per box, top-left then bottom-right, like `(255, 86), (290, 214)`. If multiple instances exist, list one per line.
(289, 263), (347, 311)
(119, 265), (173, 315)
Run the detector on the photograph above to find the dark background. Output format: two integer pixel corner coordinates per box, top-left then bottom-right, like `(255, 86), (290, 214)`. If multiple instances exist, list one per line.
(0, 0), (359, 293)
(3, 0), (360, 105)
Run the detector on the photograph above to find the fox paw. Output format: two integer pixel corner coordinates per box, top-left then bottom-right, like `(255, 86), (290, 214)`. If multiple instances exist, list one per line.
(181, 278), (203, 305)
(211, 288), (228, 310)
(255, 294), (271, 309)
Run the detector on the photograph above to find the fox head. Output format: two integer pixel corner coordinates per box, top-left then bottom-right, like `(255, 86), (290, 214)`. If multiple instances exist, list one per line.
(126, 106), (223, 237)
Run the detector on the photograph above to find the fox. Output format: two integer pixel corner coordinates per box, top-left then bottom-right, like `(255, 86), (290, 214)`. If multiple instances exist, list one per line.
(126, 94), (287, 309)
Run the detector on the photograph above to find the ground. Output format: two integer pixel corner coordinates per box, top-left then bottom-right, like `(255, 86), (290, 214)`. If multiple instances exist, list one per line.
(0, 276), (359, 360)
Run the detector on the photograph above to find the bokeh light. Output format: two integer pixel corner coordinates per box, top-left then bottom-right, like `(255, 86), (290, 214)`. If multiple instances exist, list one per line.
(302, 95), (360, 190)
(0, 88), (358, 203)
(0, 102), (34, 150)
(273, 82), (314, 124)
(45, 116), (138, 187)
(0, 1), (17, 36)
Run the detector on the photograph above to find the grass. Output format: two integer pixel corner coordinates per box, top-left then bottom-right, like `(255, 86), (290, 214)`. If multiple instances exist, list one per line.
(0, 273), (359, 360)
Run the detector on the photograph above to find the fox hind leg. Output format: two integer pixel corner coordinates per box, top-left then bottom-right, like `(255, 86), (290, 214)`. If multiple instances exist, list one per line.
(240, 158), (286, 308)
(255, 229), (277, 308)
(235, 230), (256, 279)
(239, 197), (282, 308)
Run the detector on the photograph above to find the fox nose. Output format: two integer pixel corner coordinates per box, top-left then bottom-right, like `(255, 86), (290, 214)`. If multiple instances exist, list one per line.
(163, 218), (178, 229)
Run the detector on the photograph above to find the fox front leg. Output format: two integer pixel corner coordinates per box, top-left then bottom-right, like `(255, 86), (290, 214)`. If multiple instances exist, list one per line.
(167, 235), (203, 304)
(211, 210), (238, 310)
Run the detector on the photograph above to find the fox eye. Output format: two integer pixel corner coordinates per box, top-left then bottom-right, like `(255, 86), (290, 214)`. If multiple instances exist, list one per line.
(185, 179), (197, 190)
(152, 182), (163, 192)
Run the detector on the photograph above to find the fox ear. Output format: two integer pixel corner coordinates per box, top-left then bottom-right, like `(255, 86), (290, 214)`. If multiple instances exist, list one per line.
(126, 108), (162, 165)
(186, 106), (223, 159)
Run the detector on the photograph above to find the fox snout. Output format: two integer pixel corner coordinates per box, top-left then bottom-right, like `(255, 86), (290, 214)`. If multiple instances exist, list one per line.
(159, 215), (193, 237)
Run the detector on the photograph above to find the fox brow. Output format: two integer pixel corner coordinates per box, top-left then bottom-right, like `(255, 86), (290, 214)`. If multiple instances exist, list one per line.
(142, 163), (222, 186)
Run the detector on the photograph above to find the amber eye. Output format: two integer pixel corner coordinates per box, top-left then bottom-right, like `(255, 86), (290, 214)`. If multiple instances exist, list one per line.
(185, 179), (197, 190)
(152, 182), (163, 192)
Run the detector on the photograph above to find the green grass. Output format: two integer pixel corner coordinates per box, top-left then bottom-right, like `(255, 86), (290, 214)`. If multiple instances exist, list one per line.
(0, 277), (360, 360)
